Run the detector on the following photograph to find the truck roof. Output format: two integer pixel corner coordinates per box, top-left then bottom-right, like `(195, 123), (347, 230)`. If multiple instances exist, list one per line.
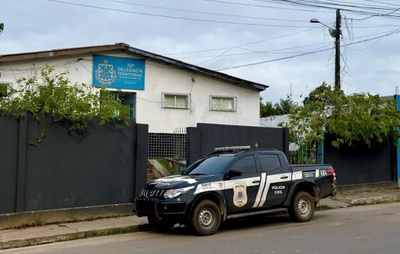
(205, 146), (280, 158)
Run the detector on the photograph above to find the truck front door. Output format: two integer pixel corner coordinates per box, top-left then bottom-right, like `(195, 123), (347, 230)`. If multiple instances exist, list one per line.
(224, 155), (261, 212)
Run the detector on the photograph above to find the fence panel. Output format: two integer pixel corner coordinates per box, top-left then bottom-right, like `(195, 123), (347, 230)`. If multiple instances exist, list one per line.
(187, 123), (289, 165)
(0, 114), (148, 214)
(288, 139), (317, 164)
(324, 134), (395, 186)
(23, 115), (138, 211)
(148, 128), (187, 174)
(0, 116), (19, 214)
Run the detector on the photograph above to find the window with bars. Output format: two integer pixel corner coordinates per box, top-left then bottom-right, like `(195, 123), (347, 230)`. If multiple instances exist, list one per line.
(210, 96), (237, 112)
(162, 93), (190, 109)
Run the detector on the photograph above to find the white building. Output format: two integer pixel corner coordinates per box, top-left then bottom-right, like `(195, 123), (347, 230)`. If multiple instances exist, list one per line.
(0, 43), (268, 133)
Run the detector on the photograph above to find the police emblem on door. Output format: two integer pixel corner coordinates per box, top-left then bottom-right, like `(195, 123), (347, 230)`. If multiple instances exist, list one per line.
(233, 183), (248, 207)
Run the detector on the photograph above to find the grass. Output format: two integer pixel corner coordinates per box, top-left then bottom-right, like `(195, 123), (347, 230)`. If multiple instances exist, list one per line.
(30, 217), (46, 227)
(156, 158), (176, 175)
(316, 205), (334, 211)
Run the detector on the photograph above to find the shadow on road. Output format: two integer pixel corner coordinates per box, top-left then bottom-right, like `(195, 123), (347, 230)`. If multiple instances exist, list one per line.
(143, 211), (327, 236)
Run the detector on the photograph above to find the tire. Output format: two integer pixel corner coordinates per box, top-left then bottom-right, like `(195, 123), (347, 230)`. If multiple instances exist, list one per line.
(289, 191), (315, 222)
(147, 216), (176, 232)
(191, 200), (221, 236)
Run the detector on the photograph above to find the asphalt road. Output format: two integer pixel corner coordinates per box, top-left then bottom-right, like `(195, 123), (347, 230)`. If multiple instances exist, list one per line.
(2, 203), (400, 254)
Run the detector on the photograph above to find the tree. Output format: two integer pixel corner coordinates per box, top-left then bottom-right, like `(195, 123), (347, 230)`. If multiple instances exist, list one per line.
(260, 100), (278, 117)
(260, 96), (294, 117)
(0, 23), (4, 34)
(282, 83), (400, 148)
(274, 96), (295, 115)
(303, 82), (331, 106)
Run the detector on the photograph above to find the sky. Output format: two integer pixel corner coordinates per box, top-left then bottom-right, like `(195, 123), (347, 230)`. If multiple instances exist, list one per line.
(1, 0), (400, 103)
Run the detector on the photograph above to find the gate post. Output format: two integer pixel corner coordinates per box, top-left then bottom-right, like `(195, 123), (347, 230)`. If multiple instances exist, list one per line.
(317, 140), (324, 164)
(396, 95), (400, 188)
(15, 114), (28, 212)
(134, 124), (148, 199)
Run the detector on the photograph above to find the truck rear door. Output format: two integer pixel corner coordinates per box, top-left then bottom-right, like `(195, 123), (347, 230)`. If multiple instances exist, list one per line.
(253, 153), (292, 208)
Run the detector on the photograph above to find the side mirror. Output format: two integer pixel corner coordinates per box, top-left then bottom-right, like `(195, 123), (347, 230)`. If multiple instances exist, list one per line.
(227, 169), (242, 179)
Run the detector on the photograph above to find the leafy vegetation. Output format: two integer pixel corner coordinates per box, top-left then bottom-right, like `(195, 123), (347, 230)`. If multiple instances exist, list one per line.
(260, 96), (295, 117)
(0, 22), (4, 34)
(281, 82), (400, 148)
(156, 158), (177, 175)
(0, 65), (130, 144)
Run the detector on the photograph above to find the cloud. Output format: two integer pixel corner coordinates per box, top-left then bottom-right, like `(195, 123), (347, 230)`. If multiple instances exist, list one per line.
(1, 0), (399, 102)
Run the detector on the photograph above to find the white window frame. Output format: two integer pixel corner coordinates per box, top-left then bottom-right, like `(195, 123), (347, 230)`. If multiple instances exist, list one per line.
(162, 93), (191, 109)
(209, 96), (237, 112)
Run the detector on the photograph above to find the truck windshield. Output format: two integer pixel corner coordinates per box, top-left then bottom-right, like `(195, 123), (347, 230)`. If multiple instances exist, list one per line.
(182, 155), (233, 175)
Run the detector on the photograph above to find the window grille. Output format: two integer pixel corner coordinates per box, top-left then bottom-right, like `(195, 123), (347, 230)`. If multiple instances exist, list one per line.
(210, 96), (237, 112)
(162, 93), (190, 109)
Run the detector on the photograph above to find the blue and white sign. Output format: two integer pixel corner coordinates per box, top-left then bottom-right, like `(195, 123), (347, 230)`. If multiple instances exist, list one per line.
(92, 55), (145, 90)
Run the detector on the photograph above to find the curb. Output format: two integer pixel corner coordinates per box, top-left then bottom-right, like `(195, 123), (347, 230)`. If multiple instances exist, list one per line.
(350, 195), (400, 205)
(0, 204), (135, 230)
(318, 194), (400, 210)
(0, 225), (141, 250)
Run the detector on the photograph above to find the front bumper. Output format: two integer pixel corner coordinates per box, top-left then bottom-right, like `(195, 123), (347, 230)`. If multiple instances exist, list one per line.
(135, 197), (187, 220)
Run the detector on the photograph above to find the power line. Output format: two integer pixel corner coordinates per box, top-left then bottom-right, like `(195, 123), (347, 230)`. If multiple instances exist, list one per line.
(165, 28), (316, 55)
(263, 0), (400, 19)
(47, 0), (311, 28)
(209, 0), (400, 20)
(175, 42), (332, 60)
(216, 47), (333, 71)
(215, 28), (400, 71)
(172, 26), (399, 62)
(351, 6), (400, 20)
(203, 0), (325, 13)
(104, 0), (311, 23)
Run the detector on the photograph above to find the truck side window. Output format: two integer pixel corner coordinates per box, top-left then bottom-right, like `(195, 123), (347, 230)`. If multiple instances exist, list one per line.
(259, 154), (281, 172)
(231, 155), (257, 174)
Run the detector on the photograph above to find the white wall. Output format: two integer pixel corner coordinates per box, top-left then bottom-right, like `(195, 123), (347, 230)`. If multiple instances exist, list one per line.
(0, 51), (261, 133)
(260, 115), (289, 128)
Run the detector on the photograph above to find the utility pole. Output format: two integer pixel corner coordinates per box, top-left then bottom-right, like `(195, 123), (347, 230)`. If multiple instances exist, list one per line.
(334, 9), (341, 90)
(311, 9), (342, 90)
(310, 9), (341, 164)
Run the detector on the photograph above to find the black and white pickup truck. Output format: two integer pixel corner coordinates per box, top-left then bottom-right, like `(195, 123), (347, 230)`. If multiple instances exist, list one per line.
(134, 146), (337, 235)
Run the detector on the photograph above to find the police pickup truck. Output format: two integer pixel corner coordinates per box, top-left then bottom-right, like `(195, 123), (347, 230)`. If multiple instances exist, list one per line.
(134, 146), (337, 236)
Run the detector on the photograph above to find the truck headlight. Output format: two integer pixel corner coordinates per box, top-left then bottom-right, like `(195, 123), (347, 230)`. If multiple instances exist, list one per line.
(163, 186), (194, 199)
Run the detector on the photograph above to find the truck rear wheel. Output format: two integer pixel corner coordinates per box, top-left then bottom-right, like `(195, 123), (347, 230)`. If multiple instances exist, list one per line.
(191, 200), (221, 236)
(289, 191), (315, 222)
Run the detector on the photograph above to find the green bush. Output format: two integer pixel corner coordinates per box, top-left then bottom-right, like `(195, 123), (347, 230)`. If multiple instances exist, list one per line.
(0, 65), (130, 144)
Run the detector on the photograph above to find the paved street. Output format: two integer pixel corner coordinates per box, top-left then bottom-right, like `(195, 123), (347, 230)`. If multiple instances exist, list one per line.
(2, 203), (400, 254)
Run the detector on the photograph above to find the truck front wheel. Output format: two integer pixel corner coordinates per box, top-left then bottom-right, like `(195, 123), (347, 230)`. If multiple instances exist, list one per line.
(191, 200), (221, 236)
(289, 191), (315, 222)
